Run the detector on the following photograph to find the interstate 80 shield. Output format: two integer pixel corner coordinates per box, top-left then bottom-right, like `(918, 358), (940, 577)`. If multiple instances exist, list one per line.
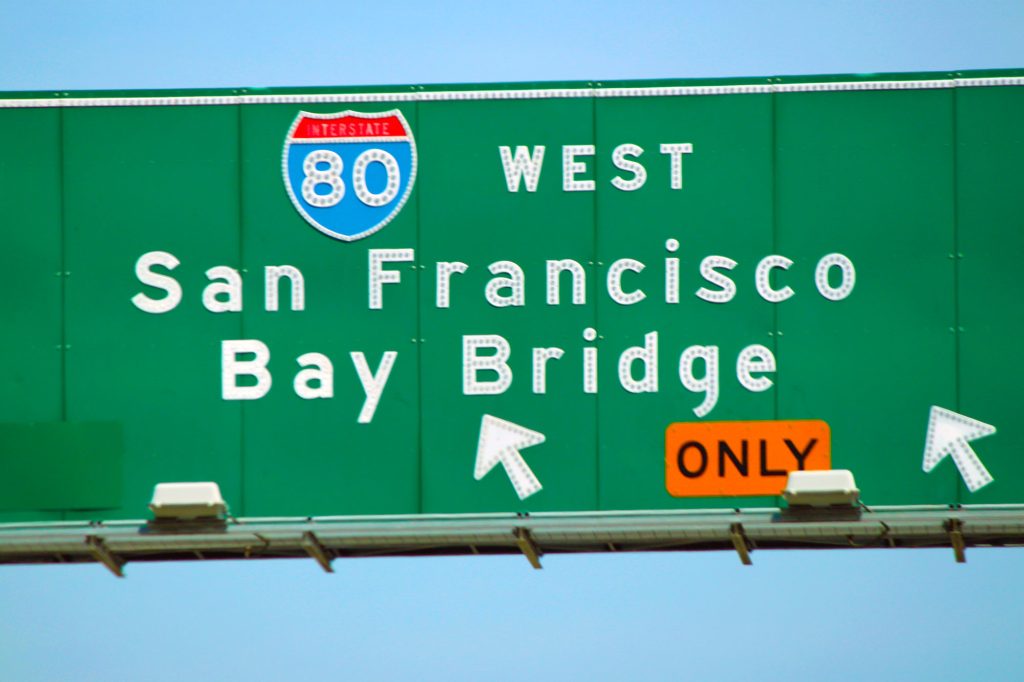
(283, 110), (417, 241)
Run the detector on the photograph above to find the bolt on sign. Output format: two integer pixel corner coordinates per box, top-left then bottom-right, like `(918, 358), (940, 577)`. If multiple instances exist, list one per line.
(0, 70), (1023, 522)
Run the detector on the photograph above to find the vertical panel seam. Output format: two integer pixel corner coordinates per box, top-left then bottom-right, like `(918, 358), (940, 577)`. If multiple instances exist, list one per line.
(591, 89), (601, 511)
(952, 79), (963, 505)
(770, 82), (781, 509)
(770, 81), (780, 422)
(236, 100), (247, 515)
(58, 104), (68, 522)
(414, 97), (425, 515)
(58, 106), (68, 424)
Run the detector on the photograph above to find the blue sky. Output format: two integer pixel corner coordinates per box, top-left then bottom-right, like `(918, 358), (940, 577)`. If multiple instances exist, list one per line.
(2, 2), (1023, 680)
(1, 1), (1023, 90)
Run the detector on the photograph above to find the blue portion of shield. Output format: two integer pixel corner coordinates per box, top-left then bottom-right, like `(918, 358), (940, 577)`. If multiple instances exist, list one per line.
(285, 139), (415, 241)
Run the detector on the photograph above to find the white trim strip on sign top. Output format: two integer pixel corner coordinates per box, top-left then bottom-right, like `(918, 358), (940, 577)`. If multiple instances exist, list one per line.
(0, 77), (1021, 108)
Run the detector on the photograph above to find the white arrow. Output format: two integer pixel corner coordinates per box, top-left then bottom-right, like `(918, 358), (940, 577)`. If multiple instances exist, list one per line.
(474, 415), (546, 500)
(923, 406), (996, 493)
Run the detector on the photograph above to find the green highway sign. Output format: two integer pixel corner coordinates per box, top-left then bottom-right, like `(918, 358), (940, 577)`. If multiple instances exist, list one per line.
(2, 70), (1023, 524)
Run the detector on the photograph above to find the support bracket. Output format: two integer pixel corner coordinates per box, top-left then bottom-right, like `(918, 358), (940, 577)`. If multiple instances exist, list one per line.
(514, 527), (543, 569)
(86, 536), (124, 578)
(946, 518), (967, 564)
(302, 531), (335, 573)
(878, 521), (896, 548)
(730, 523), (753, 566)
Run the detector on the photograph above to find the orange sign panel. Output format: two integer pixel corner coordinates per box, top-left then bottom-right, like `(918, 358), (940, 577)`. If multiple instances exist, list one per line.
(665, 420), (831, 497)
